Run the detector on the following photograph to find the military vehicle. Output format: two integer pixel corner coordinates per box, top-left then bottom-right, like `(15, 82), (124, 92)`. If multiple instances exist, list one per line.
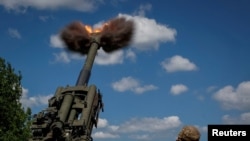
(30, 36), (104, 141)
(30, 17), (134, 141)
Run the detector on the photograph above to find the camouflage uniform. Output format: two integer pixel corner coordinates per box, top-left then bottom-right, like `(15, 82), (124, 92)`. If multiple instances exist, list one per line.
(176, 125), (200, 141)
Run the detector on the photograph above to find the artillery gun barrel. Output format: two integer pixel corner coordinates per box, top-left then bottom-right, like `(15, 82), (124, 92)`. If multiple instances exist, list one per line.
(76, 35), (100, 86)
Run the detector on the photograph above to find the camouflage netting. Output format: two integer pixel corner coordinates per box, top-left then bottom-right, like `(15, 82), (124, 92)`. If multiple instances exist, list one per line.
(177, 125), (200, 141)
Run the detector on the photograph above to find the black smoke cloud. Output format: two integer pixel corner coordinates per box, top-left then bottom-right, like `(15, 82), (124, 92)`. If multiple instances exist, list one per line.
(60, 17), (134, 55)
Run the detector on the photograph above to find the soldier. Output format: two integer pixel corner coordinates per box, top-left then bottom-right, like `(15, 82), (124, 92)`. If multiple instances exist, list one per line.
(176, 125), (200, 141)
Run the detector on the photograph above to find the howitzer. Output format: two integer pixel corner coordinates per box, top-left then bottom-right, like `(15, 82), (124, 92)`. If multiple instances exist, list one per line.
(30, 35), (104, 141)
(30, 17), (134, 141)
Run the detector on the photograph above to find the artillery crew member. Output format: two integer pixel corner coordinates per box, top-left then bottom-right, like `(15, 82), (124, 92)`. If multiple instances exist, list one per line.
(176, 125), (200, 141)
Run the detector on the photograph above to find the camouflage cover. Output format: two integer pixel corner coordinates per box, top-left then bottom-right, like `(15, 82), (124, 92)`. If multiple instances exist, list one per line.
(177, 125), (200, 141)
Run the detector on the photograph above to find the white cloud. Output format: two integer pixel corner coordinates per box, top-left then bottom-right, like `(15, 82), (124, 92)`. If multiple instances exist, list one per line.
(50, 49), (87, 64)
(134, 3), (152, 17)
(213, 81), (250, 110)
(161, 55), (198, 73)
(125, 49), (136, 62)
(206, 86), (218, 93)
(0, 0), (100, 12)
(199, 126), (208, 133)
(8, 28), (21, 39)
(95, 49), (124, 65)
(92, 131), (120, 139)
(21, 87), (53, 109)
(39, 15), (54, 22)
(170, 84), (188, 95)
(92, 118), (120, 139)
(92, 132), (120, 139)
(50, 34), (65, 48)
(112, 76), (158, 94)
(92, 116), (182, 140)
(134, 84), (158, 94)
(97, 118), (108, 128)
(118, 116), (181, 133)
(52, 51), (71, 63)
(130, 134), (150, 140)
(49, 34), (88, 64)
(39, 15), (49, 22)
(222, 112), (250, 124)
(112, 76), (139, 92)
(118, 13), (177, 50)
(108, 125), (119, 132)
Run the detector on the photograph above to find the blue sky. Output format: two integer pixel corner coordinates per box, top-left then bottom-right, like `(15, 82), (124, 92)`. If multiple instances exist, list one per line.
(1, 0), (250, 141)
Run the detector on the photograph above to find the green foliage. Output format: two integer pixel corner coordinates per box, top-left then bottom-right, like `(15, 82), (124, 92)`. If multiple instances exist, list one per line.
(0, 57), (32, 141)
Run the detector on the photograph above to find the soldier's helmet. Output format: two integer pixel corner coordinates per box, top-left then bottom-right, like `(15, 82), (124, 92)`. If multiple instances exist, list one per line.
(177, 125), (200, 141)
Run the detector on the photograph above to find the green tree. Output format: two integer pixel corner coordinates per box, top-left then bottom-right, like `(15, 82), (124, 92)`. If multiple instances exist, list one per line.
(0, 57), (32, 141)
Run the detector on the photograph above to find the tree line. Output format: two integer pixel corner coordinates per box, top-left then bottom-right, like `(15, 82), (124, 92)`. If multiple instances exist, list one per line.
(0, 57), (32, 141)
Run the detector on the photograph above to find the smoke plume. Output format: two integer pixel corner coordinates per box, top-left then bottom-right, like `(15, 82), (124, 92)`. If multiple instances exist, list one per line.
(60, 17), (134, 55)
(100, 17), (134, 53)
(60, 21), (91, 54)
